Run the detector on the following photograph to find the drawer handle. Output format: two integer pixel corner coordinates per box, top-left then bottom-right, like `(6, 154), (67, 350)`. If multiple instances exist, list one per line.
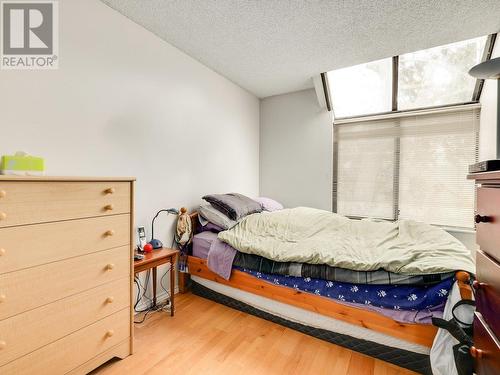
(105, 263), (115, 271)
(475, 214), (492, 224)
(0, 190), (6, 198)
(104, 230), (115, 237)
(105, 296), (114, 304)
(0, 294), (5, 303)
(0, 212), (6, 220)
(104, 204), (114, 211)
(0, 248), (5, 256)
(0, 341), (6, 350)
(105, 330), (114, 338)
(472, 280), (488, 290)
(470, 346), (483, 359)
(104, 187), (115, 195)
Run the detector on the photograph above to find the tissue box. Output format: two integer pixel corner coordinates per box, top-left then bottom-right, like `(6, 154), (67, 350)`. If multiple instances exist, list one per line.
(1, 153), (45, 176)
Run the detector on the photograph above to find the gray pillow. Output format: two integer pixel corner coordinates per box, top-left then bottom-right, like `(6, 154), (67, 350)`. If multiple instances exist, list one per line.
(202, 193), (262, 220)
(199, 204), (238, 230)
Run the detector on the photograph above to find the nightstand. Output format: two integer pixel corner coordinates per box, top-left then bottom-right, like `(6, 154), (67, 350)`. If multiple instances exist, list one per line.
(134, 248), (179, 316)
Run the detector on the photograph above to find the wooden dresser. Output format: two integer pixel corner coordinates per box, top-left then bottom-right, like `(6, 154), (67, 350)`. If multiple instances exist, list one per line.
(468, 171), (500, 375)
(0, 176), (135, 374)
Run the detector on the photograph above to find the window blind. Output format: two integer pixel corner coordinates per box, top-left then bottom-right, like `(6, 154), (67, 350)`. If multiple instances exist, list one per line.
(333, 106), (480, 229)
(334, 120), (397, 219)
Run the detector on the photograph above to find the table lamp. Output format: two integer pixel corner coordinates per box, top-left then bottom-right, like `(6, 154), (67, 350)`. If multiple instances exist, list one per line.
(149, 208), (179, 249)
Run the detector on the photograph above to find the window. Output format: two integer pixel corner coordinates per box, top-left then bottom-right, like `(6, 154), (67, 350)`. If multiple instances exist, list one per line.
(333, 106), (480, 229)
(335, 120), (396, 219)
(398, 36), (487, 110)
(328, 35), (494, 228)
(325, 35), (495, 119)
(327, 58), (392, 118)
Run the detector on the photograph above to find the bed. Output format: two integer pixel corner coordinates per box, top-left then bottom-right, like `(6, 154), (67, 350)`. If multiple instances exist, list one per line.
(180, 211), (473, 374)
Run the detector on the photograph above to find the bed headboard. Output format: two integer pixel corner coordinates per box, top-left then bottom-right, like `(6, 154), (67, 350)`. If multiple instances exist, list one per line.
(189, 211), (199, 234)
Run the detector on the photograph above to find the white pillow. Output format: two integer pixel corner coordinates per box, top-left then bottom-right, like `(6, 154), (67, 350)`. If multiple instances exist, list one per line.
(253, 197), (284, 212)
(199, 204), (238, 230)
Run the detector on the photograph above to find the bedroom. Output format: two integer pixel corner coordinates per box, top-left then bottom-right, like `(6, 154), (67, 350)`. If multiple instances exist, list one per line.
(0, 1), (499, 374)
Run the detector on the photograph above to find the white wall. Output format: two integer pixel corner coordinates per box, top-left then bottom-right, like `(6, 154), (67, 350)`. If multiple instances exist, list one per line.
(479, 41), (500, 160)
(260, 89), (332, 210)
(0, 0), (259, 300)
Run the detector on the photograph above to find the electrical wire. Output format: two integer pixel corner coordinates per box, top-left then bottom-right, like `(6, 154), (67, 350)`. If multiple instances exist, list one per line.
(133, 234), (179, 324)
(134, 263), (174, 324)
(134, 270), (152, 313)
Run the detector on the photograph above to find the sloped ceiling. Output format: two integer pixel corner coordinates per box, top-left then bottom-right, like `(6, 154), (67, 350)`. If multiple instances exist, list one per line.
(101, 0), (500, 98)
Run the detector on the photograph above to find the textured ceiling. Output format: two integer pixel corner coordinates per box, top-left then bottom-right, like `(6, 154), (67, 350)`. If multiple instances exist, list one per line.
(100, 0), (500, 98)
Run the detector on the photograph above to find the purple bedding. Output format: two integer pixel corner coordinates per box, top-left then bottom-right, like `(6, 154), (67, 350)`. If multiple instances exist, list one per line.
(198, 221), (224, 233)
(193, 231), (237, 279)
(192, 231), (217, 259)
(207, 237), (237, 280)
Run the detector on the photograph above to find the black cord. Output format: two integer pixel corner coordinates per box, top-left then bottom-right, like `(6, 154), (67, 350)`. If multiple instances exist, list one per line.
(133, 278), (141, 310)
(134, 232), (179, 324)
(159, 263), (172, 302)
(134, 306), (155, 324)
(151, 209), (179, 241)
(134, 263), (174, 324)
(134, 270), (153, 313)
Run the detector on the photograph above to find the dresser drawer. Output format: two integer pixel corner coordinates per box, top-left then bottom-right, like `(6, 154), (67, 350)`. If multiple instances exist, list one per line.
(0, 181), (130, 228)
(0, 278), (130, 366)
(0, 214), (130, 274)
(476, 187), (500, 262)
(473, 312), (500, 375)
(0, 308), (130, 375)
(0, 246), (130, 320)
(476, 250), (500, 335)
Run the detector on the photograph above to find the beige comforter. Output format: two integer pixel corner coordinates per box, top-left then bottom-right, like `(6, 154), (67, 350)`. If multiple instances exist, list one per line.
(218, 207), (474, 275)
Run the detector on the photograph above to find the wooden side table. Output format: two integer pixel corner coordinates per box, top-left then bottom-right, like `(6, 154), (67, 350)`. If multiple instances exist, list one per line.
(134, 248), (179, 316)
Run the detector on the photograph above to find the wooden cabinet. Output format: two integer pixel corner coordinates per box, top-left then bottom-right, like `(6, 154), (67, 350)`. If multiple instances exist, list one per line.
(468, 172), (500, 375)
(0, 176), (134, 374)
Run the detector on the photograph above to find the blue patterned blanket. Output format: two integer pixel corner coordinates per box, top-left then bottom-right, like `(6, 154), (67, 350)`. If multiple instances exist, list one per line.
(236, 267), (454, 311)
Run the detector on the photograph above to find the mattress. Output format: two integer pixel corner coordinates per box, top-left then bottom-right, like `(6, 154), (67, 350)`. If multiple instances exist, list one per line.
(192, 231), (217, 259)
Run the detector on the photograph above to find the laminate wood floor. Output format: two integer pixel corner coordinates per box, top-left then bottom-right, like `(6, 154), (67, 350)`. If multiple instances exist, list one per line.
(92, 292), (418, 375)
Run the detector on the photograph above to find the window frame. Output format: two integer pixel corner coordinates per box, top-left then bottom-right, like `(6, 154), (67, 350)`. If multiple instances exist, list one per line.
(324, 34), (497, 121)
(329, 35), (494, 230)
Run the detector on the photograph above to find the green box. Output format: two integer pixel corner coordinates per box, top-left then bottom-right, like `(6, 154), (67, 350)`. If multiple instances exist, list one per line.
(1, 153), (45, 175)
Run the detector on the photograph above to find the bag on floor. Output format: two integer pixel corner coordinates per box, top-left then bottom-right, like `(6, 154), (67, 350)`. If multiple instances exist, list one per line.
(430, 282), (475, 375)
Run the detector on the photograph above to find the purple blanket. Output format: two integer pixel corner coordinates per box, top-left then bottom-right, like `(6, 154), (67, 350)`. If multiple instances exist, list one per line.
(207, 237), (237, 279)
(342, 300), (444, 324)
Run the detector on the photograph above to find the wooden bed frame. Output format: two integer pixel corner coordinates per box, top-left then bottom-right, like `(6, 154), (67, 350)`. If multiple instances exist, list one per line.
(179, 212), (473, 348)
